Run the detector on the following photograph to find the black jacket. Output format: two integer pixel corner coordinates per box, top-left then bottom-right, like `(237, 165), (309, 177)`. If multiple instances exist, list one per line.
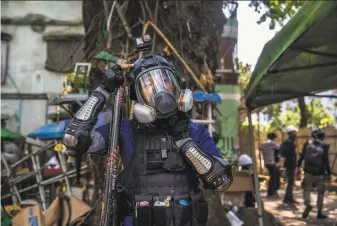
(297, 140), (331, 176)
(280, 137), (297, 170)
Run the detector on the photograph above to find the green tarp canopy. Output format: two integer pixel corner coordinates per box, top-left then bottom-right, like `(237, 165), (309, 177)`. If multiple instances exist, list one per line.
(1, 128), (25, 141)
(93, 51), (118, 62)
(245, 1), (337, 110)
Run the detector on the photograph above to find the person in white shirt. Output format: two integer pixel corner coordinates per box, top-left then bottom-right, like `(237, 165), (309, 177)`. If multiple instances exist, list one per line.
(260, 133), (280, 197)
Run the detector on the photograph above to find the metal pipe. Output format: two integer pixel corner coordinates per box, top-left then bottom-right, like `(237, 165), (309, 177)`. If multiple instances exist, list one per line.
(1, 153), (21, 203)
(248, 111), (264, 226)
(1, 165), (90, 200)
(101, 87), (123, 226)
(11, 142), (54, 168)
(57, 151), (72, 196)
(141, 21), (207, 93)
(191, 119), (215, 124)
(207, 102), (213, 137)
(9, 164), (48, 185)
(31, 155), (47, 210)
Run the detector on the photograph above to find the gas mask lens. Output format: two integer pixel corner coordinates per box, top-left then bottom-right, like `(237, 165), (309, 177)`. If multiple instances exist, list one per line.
(137, 68), (181, 107)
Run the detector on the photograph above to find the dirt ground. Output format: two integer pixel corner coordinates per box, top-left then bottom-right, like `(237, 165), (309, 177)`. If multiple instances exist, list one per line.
(262, 180), (337, 226)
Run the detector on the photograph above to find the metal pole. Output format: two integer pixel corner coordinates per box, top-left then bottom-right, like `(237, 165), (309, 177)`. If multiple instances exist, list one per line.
(9, 163), (49, 185)
(31, 155), (47, 211)
(207, 102), (213, 137)
(1, 165), (90, 200)
(248, 111), (264, 226)
(1, 153), (22, 204)
(101, 87), (123, 226)
(57, 151), (72, 196)
(11, 142), (54, 168)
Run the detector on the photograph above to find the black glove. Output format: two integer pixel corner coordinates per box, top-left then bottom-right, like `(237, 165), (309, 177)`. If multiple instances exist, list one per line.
(100, 64), (124, 93)
(63, 121), (93, 157)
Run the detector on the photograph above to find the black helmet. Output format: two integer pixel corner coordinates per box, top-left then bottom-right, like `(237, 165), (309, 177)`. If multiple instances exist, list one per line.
(128, 54), (190, 121)
(312, 129), (325, 140)
(267, 132), (277, 140)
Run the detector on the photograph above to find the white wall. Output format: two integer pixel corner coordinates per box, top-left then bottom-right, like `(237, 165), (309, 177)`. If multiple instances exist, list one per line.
(1, 1), (84, 135)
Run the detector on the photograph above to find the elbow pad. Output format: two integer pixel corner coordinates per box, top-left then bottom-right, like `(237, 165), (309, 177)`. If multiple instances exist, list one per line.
(62, 86), (111, 156)
(176, 138), (233, 192)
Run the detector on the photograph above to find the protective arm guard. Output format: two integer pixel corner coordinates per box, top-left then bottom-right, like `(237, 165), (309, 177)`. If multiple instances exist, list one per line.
(176, 138), (233, 192)
(62, 86), (111, 156)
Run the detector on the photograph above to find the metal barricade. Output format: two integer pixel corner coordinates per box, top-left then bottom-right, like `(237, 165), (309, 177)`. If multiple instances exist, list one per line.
(1, 140), (90, 211)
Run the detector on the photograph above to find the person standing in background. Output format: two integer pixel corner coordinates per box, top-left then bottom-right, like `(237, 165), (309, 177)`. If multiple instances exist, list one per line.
(297, 129), (331, 219)
(260, 132), (280, 197)
(238, 154), (256, 208)
(280, 125), (299, 205)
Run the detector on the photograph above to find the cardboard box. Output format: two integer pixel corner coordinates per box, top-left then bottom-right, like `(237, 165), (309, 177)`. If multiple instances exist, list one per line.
(226, 170), (254, 192)
(44, 196), (91, 226)
(12, 205), (45, 226)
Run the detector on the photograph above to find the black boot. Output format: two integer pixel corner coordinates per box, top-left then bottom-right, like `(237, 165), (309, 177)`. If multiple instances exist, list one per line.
(317, 212), (327, 219)
(302, 205), (312, 219)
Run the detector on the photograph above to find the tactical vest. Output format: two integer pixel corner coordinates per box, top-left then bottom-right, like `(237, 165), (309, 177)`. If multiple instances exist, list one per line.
(304, 140), (324, 174)
(118, 121), (209, 226)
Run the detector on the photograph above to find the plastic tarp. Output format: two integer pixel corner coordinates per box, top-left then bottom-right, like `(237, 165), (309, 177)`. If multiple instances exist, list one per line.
(27, 112), (112, 140)
(193, 91), (222, 104)
(244, 1), (337, 110)
(1, 128), (25, 141)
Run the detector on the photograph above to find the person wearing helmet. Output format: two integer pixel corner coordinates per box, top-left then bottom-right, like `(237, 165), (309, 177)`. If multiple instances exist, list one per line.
(62, 51), (233, 226)
(260, 132), (280, 198)
(297, 129), (331, 219)
(279, 125), (299, 205)
(239, 154), (253, 167)
(238, 154), (256, 208)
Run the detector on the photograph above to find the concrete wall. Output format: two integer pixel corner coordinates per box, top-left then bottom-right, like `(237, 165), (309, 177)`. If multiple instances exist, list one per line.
(1, 1), (84, 135)
(215, 84), (240, 158)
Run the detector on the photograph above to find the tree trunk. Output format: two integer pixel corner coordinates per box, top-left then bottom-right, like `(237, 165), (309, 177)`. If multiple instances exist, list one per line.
(297, 97), (308, 128)
(82, 1), (229, 223)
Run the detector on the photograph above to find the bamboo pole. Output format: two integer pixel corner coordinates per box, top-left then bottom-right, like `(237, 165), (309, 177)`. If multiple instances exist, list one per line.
(141, 21), (207, 93)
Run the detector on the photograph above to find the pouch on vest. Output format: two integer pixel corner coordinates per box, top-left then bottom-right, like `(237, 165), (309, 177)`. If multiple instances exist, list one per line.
(190, 194), (208, 225)
(144, 134), (185, 174)
(173, 201), (191, 226)
(163, 145), (185, 171)
(153, 206), (166, 226)
(133, 195), (152, 226)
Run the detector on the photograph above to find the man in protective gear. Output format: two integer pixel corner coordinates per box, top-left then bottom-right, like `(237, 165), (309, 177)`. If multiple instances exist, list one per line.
(62, 53), (233, 226)
(297, 129), (331, 219)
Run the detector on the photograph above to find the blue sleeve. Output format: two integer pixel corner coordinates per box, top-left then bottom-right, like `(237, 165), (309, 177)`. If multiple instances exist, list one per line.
(88, 119), (134, 167)
(190, 122), (222, 158)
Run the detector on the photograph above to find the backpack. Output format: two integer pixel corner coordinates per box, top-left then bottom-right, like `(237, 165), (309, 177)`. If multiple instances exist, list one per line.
(304, 141), (324, 173)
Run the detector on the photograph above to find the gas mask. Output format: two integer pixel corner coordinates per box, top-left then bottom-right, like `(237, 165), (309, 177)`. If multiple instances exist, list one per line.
(133, 66), (193, 123)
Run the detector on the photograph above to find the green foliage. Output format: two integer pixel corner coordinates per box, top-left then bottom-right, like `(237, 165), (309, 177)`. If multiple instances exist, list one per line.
(248, 0), (305, 29)
(238, 62), (252, 90)
(307, 99), (336, 128)
(262, 99), (335, 132)
(239, 0), (336, 132)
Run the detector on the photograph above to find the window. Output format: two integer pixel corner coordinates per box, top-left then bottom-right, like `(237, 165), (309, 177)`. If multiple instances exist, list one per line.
(1, 32), (12, 85)
(43, 34), (85, 73)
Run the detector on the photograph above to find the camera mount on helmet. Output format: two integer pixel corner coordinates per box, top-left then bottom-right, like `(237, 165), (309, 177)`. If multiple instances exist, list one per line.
(135, 34), (152, 53)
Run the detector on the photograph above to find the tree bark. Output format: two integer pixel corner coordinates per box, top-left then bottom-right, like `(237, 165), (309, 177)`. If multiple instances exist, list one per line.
(297, 97), (308, 128)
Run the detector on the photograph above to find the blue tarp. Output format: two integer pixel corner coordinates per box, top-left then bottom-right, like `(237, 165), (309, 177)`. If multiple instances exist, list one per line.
(27, 112), (112, 140)
(193, 91), (222, 104)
